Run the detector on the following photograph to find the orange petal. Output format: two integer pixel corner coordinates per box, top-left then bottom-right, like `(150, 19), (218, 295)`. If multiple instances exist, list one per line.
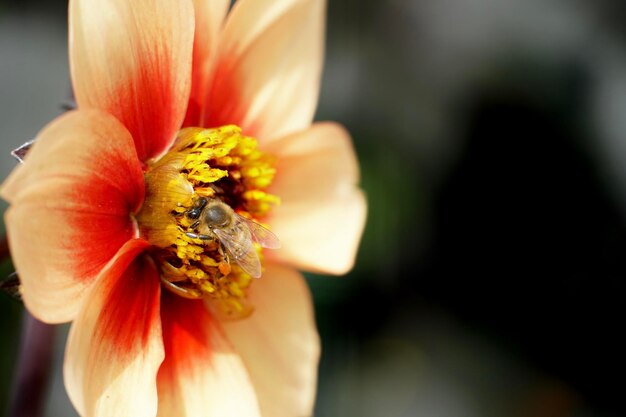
(184, 0), (231, 127)
(201, 0), (325, 142)
(157, 293), (261, 417)
(69, 0), (195, 161)
(222, 264), (320, 417)
(264, 123), (367, 274)
(1, 110), (144, 323)
(64, 239), (163, 417)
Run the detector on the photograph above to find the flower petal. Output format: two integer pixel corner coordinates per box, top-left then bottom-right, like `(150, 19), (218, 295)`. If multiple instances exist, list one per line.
(184, 0), (231, 127)
(64, 239), (163, 417)
(201, 0), (324, 142)
(157, 293), (261, 417)
(69, 0), (195, 161)
(222, 264), (320, 417)
(264, 122), (367, 274)
(1, 110), (144, 323)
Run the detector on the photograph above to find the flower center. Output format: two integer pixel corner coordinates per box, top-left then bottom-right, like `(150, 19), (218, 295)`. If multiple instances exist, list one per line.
(136, 125), (279, 319)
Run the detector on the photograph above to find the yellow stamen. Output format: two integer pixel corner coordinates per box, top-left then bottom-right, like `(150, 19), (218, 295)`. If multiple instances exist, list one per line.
(136, 126), (279, 318)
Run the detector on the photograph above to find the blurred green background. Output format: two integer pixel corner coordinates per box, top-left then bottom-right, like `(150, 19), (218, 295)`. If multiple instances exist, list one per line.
(2, 0), (626, 416)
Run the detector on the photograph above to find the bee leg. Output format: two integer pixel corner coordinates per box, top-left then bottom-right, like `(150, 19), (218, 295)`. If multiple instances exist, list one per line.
(185, 232), (213, 240)
(189, 220), (200, 229)
(217, 244), (230, 264)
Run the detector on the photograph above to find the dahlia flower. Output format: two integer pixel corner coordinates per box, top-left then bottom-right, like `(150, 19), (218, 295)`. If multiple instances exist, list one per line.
(1, 0), (366, 416)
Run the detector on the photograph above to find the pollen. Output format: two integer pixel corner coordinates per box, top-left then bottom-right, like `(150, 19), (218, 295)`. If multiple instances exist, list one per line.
(136, 126), (279, 319)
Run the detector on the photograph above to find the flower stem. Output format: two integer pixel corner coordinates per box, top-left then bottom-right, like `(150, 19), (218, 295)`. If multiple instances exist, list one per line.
(7, 310), (56, 417)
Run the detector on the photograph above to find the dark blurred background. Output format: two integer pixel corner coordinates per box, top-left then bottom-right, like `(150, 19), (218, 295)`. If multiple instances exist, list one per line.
(2, 0), (626, 416)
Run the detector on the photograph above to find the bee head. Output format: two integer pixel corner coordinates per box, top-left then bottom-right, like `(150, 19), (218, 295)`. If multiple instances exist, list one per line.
(204, 201), (231, 228)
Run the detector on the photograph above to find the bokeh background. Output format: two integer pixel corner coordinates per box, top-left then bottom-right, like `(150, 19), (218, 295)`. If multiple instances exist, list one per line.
(2, 0), (626, 416)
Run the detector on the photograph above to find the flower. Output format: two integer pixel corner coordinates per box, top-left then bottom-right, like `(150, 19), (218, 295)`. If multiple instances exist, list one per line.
(1, 0), (366, 416)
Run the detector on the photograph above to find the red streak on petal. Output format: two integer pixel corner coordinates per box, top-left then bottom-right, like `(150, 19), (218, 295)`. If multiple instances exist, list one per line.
(183, 97), (202, 128)
(157, 292), (215, 383)
(80, 124), (146, 214)
(109, 63), (181, 162)
(53, 136), (145, 281)
(198, 56), (249, 132)
(94, 241), (161, 357)
(60, 178), (139, 281)
(183, 36), (210, 128)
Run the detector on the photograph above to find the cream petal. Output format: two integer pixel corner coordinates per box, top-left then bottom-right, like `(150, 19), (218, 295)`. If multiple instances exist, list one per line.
(69, 0), (195, 161)
(1, 110), (144, 323)
(1, 110), (143, 206)
(64, 239), (164, 417)
(201, 0), (324, 142)
(264, 123), (367, 274)
(222, 264), (320, 417)
(156, 293), (261, 417)
(184, 0), (231, 127)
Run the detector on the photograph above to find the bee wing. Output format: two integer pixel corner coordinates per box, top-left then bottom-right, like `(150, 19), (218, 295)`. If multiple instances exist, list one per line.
(237, 215), (281, 249)
(212, 224), (263, 279)
(230, 247), (263, 279)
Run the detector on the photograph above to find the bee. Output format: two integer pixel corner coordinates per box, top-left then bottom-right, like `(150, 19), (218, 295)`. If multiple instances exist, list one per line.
(184, 197), (280, 278)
